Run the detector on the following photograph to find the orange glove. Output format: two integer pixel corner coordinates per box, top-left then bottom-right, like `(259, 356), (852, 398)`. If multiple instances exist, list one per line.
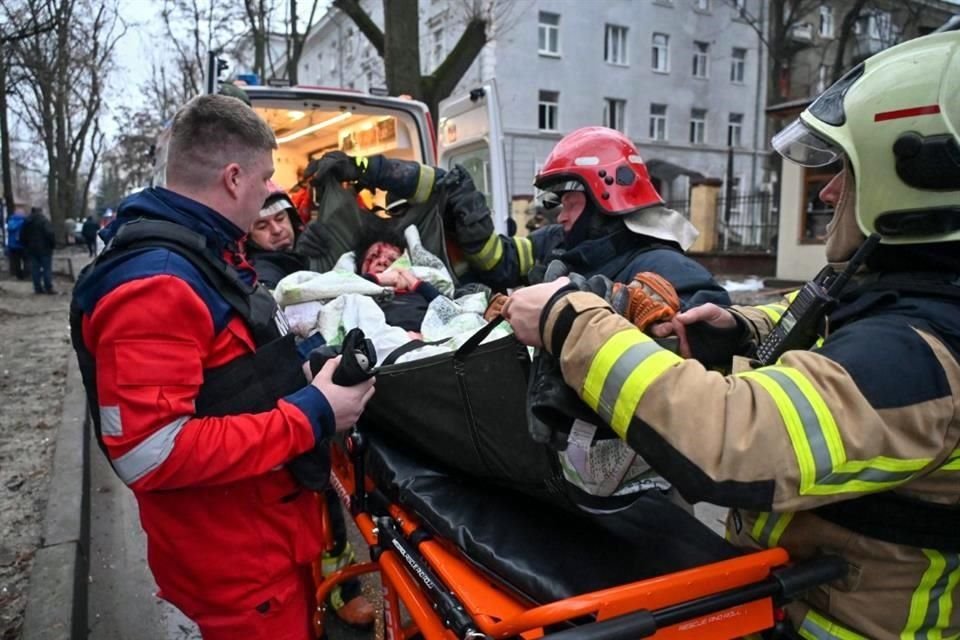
(611, 272), (681, 331)
(484, 293), (509, 322)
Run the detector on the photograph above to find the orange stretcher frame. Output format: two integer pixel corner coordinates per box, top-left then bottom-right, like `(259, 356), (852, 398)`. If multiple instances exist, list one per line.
(308, 440), (835, 640)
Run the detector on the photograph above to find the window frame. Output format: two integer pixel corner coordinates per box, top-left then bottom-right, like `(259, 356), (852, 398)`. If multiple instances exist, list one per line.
(727, 112), (743, 147)
(538, 12), (561, 57)
(604, 23), (629, 66)
(538, 90), (559, 131)
(652, 32), (670, 73)
(730, 47), (747, 83)
(689, 108), (707, 145)
(603, 98), (627, 133)
(692, 40), (710, 78)
(649, 103), (668, 141)
(819, 4), (834, 38)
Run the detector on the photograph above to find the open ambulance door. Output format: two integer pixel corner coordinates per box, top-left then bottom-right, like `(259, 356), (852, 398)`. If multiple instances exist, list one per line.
(437, 82), (510, 234)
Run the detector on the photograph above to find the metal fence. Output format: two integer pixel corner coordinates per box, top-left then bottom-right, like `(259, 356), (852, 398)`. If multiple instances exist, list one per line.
(666, 192), (778, 253)
(715, 193), (778, 253)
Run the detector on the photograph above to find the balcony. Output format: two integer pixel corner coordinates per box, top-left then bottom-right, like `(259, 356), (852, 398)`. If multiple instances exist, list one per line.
(789, 22), (814, 43)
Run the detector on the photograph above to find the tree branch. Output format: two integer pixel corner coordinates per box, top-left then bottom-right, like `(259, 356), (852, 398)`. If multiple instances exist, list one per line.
(429, 16), (487, 102)
(332, 0), (384, 56)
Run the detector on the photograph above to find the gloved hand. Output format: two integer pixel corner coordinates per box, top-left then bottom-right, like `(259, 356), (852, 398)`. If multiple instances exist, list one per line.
(306, 151), (368, 185)
(438, 165), (494, 245)
(610, 272), (680, 331)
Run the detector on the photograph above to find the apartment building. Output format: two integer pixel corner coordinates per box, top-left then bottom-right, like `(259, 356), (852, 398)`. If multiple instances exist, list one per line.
(297, 0), (769, 204)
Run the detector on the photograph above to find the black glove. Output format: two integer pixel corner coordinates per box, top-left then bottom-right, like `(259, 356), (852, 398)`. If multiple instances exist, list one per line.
(438, 165), (494, 245)
(305, 151), (366, 185)
(292, 329), (378, 493)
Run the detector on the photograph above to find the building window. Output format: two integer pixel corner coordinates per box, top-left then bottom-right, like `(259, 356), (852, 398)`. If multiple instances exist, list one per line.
(730, 47), (746, 83)
(538, 90), (559, 131)
(649, 103), (667, 141)
(689, 108), (706, 144)
(692, 41), (709, 78)
(816, 64), (829, 93)
(603, 98), (626, 132)
(819, 5), (834, 38)
(695, 0), (710, 10)
(539, 12), (560, 56)
(652, 33), (669, 72)
(727, 112), (743, 147)
(604, 24), (628, 65)
(431, 28), (444, 69)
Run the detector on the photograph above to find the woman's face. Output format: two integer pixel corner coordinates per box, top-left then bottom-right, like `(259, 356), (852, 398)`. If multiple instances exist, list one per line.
(556, 191), (587, 232)
(362, 242), (403, 275)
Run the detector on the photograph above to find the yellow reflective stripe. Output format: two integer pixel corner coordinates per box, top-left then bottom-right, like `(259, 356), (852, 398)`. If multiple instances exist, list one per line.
(786, 290), (801, 303)
(513, 236), (534, 275)
(942, 449), (960, 471)
(581, 330), (681, 438)
(355, 155), (369, 172)
(739, 366), (930, 496)
(466, 233), (503, 271)
(412, 164), (436, 203)
(799, 610), (869, 640)
(750, 511), (794, 548)
(757, 303), (787, 323)
(902, 549), (960, 639)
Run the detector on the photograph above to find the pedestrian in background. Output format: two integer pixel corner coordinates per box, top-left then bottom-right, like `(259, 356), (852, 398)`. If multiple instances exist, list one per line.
(4, 207), (27, 280)
(81, 215), (98, 257)
(19, 206), (55, 294)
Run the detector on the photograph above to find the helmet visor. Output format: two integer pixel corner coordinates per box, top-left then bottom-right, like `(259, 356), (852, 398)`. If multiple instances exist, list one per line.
(772, 119), (844, 168)
(539, 179), (586, 195)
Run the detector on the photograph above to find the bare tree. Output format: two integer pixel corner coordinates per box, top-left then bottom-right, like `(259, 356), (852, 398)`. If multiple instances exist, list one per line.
(723, 0), (823, 103)
(286, 0), (322, 84)
(0, 3), (57, 226)
(333, 0), (507, 120)
(6, 0), (124, 239)
(160, 0), (245, 98)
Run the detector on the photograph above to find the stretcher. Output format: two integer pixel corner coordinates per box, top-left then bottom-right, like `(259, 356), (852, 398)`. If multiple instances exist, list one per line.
(309, 430), (846, 640)
(300, 188), (845, 640)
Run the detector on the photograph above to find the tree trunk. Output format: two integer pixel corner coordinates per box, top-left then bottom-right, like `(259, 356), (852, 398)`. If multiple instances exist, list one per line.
(288, 0), (299, 83)
(382, 0), (422, 97)
(832, 0), (870, 81)
(0, 54), (15, 222)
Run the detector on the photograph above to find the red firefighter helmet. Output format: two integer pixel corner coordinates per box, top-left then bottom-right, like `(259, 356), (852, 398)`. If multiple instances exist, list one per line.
(534, 127), (663, 216)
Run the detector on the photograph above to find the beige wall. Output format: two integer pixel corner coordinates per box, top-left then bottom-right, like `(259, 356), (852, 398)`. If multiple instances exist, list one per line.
(775, 161), (825, 281)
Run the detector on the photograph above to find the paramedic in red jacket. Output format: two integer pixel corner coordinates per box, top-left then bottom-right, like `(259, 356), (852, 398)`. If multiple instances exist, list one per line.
(70, 94), (375, 640)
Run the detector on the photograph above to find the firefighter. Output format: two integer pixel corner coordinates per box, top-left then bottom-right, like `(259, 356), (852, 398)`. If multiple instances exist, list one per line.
(71, 95), (376, 640)
(309, 131), (729, 307)
(501, 29), (960, 639)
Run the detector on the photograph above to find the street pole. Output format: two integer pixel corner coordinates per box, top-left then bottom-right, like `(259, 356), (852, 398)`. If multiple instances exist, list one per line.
(206, 51), (217, 94)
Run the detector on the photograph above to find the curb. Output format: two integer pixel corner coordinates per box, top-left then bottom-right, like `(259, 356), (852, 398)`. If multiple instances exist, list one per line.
(21, 283), (90, 639)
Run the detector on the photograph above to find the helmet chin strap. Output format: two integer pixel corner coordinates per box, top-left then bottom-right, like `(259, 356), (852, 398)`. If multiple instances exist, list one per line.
(825, 171), (866, 264)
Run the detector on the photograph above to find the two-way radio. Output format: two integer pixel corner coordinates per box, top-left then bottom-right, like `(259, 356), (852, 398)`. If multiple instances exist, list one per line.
(755, 234), (881, 366)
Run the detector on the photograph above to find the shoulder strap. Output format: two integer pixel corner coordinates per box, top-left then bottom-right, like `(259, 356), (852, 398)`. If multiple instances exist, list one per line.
(96, 218), (281, 345)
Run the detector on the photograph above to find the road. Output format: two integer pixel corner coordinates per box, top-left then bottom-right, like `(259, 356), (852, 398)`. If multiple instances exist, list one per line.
(86, 430), (200, 640)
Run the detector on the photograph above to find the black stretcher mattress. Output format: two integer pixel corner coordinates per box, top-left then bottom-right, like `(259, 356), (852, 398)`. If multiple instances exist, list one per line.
(365, 433), (739, 606)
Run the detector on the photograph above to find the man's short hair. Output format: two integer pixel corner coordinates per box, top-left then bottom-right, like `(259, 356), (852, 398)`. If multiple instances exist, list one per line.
(166, 94), (277, 189)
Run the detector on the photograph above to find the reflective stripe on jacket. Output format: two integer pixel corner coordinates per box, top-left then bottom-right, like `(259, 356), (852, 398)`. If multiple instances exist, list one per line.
(540, 286), (960, 639)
